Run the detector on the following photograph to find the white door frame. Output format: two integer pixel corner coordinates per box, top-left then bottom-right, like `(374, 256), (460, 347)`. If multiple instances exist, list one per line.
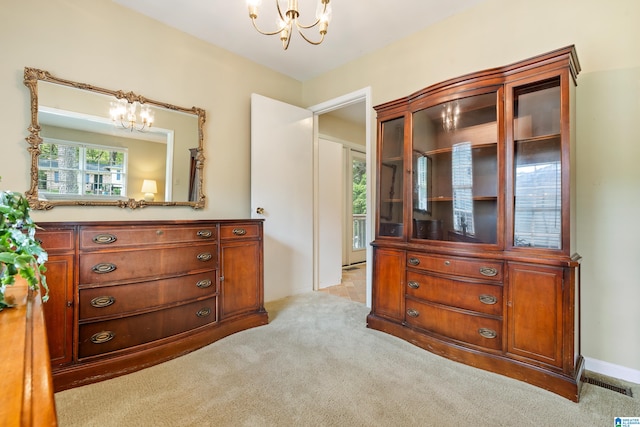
(308, 87), (374, 307)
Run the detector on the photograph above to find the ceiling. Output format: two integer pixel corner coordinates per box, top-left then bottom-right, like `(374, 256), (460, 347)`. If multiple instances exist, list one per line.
(111, 0), (488, 82)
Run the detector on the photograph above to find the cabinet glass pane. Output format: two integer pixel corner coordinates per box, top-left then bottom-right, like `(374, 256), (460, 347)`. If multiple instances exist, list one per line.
(513, 78), (562, 249)
(412, 92), (498, 244)
(379, 117), (404, 237)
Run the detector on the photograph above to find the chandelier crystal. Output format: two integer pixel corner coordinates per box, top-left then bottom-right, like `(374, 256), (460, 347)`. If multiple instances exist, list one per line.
(247, 0), (332, 50)
(109, 99), (154, 132)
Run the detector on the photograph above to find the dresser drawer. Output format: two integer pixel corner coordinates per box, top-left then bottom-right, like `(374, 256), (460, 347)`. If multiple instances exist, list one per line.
(79, 225), (217, 250)
(220, 224), (260, 240)
(406, 253), (503, 281)
(406, 271), (502, 316)
(35, 228), (75, 252)
(79, 243), (217, 284)
(405, 299), (502, 351)
(79, 271), (217, 320)
(78, 297), (217, 358)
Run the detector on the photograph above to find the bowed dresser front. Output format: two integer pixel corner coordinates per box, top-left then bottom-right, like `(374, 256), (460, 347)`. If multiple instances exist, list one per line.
(36, 220), (267, 391)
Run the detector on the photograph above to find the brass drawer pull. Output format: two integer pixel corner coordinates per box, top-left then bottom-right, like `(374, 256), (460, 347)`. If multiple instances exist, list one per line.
(407, 281), (420, 289)
(91, 330), (115, 344)
(408, 257), (420, 266)
(479, 267), (498, 277)
(196, 279), (212, 288)
(444, 260), (451, 266)
(406, 308), (420, 318)
(92, 263), (117, 274)
(232, 228), (247, 236)
(197, 229), (213, 238)
(478, 328), (497, 339)
(92, 233), (117, 244)
(90, 295), (116, 308)
(196, 307), (212, 317)
(479, 294), (498, 305)
(197, 252), (212, 261)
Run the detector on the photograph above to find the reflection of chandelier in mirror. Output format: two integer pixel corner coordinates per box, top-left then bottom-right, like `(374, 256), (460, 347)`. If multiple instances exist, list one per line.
(247, 0), (332, 50)
(441, 102), (460, 132)
(109, 99), (154, 132)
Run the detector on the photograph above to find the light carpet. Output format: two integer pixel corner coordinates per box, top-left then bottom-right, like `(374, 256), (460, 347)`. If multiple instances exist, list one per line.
(55, 292), (639, 426)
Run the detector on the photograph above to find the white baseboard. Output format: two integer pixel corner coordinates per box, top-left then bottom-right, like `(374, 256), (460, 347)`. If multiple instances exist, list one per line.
(584, 357), (640, 384)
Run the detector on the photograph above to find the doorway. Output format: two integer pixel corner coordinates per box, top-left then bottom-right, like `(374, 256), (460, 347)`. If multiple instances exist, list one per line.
(310, 87), (372, 307)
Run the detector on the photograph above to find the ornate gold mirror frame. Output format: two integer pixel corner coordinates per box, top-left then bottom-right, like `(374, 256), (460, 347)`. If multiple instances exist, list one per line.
(23, 67), (206, 210)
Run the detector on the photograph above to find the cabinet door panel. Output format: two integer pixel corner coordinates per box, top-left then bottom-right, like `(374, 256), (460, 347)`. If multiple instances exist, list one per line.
(378, 116), (405, 237)
(507, 263), (563, 366)
(371, 248), (404, 321)
(42, 255), (74, 366)
(220, 241), (261, 318)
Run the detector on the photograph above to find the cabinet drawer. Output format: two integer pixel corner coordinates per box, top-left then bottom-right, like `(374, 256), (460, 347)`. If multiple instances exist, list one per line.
(35, 228), (75, 252)
(78, 297), (217, 358)
(406, 271), (502, 316)
(80, 225), (217, 250)
(79, 244), (217, 284)
(220, 224), (260, 240)
(407, 253), (503, 281)
(79, 271), (217, 320)
(405, 299), (502, 351)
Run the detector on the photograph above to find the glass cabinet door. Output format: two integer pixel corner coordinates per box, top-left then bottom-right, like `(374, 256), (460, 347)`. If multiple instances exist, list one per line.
(378, 116), (405, 237)
(411, 91), (499, 244)
(511, 77), (562, 249)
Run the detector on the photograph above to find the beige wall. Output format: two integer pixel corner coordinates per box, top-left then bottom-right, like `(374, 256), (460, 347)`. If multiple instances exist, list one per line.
(303, 0), (640, 374)
(319, 113), (365, 146)
(0, 0), (302, 221)
(1, 0), (639, 376)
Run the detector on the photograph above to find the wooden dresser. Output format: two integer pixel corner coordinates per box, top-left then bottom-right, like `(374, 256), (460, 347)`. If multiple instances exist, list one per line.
(36, 219), (267, 391)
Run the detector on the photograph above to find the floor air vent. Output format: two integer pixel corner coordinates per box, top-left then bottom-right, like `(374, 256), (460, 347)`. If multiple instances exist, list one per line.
(583, 376), (633, 397)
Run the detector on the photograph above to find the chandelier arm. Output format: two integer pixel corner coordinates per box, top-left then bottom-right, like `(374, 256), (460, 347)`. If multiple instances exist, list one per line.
(294, 17), (322, 30)
(275, 0), (286, 21)
(296, 27), (326, 45)
(251, 18), (285, 36)
(294, 1), (326, 30)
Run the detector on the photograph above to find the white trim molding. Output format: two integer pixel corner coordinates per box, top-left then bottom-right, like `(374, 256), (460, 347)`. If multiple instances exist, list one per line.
(584, 357), (640, 384)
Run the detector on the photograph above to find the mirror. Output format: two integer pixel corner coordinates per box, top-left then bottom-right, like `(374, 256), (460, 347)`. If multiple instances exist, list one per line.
(23, 67), (206, 210)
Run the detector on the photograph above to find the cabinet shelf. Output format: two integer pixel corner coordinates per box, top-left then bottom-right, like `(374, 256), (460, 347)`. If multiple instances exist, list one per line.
(515, 133), (560, 144)
(414, 141), (498, 157)
(429, 196), (497, 202)
(382, 157), (403, 164)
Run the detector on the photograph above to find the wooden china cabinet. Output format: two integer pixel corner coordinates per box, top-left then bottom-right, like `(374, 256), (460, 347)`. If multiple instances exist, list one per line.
(368, 46), (583, 401)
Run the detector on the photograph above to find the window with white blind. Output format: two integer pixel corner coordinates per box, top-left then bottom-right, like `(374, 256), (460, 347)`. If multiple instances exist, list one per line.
(513, 161), (561, 248)
(452, 142), (475, 236)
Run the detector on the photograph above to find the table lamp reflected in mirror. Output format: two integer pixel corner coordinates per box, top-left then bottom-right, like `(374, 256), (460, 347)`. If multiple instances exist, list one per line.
(141, 179), (158, 202)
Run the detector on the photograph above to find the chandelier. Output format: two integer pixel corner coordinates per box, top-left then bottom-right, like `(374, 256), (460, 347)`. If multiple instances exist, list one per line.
(247, 0), (332, 50)
(109, 99), (154, 132)
(441, 102), (460, 132)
